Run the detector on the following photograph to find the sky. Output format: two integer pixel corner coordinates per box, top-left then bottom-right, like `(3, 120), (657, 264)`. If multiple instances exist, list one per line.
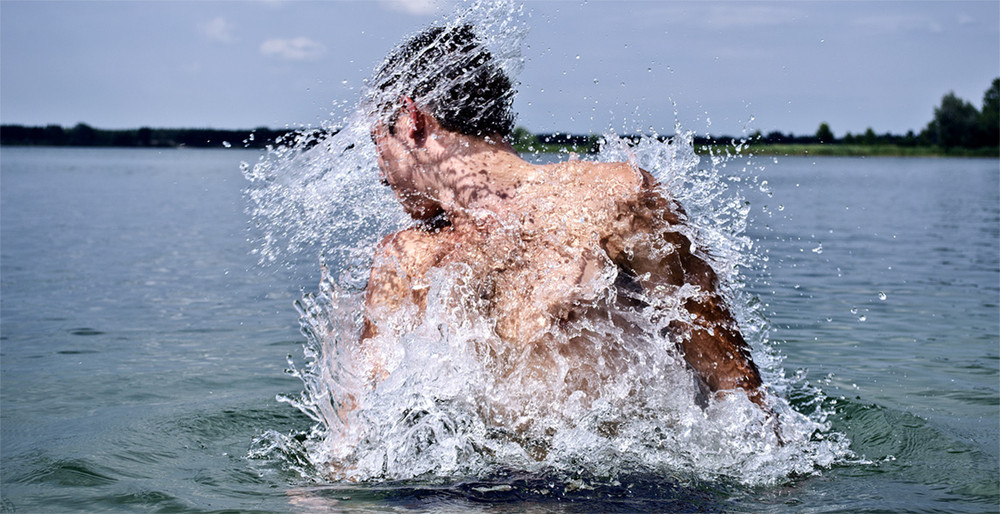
(2, 0), (998, 138)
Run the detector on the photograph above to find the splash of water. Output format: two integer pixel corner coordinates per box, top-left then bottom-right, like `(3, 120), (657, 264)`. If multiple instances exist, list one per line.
(246, 0), (853, 488)
(242, 0), (527, 289)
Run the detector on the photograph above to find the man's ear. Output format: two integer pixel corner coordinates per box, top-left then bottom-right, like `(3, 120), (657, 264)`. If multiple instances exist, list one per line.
(401, 96), (426, 143)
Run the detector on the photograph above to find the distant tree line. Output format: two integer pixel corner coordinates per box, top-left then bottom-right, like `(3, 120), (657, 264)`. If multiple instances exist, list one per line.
(759, 78), (999, 150)
(513, 78), (999, 155)
(511, 128), (748, 153)
(4, 79), (996, 155)
(0, 124), (309, 149)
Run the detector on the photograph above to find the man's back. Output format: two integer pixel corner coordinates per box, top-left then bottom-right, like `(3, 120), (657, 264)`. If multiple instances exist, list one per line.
(363, 159), (641, 338)
(361, 158), (762, 414)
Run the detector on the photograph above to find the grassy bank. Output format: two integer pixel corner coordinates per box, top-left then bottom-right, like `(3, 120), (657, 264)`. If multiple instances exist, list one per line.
(514, 141), (999, 159)
(513, 142), (596, 155)
(5, 123), (996, 159)
(727, 143), (999, 158)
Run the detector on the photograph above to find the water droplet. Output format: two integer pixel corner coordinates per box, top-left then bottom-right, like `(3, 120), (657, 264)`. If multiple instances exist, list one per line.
(575, 54), (581, 60)
(593, 78), (599, 84)
(878, 292), (887, 301)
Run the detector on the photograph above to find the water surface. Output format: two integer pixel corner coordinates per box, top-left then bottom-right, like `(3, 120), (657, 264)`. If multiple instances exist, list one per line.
(1, 148), (997, 511)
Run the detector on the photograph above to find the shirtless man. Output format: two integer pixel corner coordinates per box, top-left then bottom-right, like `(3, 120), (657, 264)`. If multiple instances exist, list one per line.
(360, 25), (763, 416)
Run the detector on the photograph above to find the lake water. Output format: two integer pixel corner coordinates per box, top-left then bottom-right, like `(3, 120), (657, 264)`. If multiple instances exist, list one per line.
(1, 147), (997, 512)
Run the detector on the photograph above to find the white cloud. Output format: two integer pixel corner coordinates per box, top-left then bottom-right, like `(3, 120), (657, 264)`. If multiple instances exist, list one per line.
(259, 37), (326, 61)
(379, 0), (443, 16)
(200, 17), (236, 44)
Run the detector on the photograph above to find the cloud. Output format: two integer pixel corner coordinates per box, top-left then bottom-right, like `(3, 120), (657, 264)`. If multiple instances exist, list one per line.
(200, 17), (236, 43)
(259, 37), (326, 61)
(379, 0), (443, 16)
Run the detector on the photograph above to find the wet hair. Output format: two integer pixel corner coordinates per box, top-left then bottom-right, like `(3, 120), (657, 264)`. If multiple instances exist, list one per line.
(369, 24), (515, 138)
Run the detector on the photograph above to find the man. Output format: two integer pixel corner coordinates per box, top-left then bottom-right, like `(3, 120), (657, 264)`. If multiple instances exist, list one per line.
(360, 25), (764, 418)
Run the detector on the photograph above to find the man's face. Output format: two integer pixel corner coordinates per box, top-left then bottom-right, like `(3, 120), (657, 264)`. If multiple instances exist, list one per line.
(371, 118), (442, 220)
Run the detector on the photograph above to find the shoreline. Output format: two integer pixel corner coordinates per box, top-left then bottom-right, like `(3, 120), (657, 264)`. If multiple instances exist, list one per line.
(2, 122), (996, 159)
(510, 142), (999, 159)
(721, 143), (999, 159)
(3, 142), (997, 159)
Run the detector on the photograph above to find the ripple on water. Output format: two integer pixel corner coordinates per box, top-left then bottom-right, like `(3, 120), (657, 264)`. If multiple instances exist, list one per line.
(68, 327), (105, 336)
(17, 457), (118, 488)
(828, 397), (1000, 502)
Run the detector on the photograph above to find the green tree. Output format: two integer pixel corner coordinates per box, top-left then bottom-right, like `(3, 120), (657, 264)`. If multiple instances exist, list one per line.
(862, 127), (877, 145)
(979, 78), (999, 147)
(931, 92), (980, 148)
(69, 123), (97, 146)
(919, 122), (937, 146)
(43, 124), (67, 145)
(587, 133), (603, 152)
(137, 127), (153, 146)
(815, 122), (834, 143)
(511, 126), (534, 146)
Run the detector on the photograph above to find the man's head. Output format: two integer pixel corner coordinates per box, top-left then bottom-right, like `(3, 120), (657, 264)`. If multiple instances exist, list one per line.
(368, 24), (515, 139)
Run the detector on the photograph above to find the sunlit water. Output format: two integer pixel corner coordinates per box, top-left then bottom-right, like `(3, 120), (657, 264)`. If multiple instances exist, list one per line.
(1, 147), (997, 512)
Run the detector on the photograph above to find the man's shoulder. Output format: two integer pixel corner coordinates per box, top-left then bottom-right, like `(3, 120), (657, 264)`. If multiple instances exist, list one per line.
(377, 227), (439, 254)
(548, 160), (681, 223)
(547, 160), (656, 192)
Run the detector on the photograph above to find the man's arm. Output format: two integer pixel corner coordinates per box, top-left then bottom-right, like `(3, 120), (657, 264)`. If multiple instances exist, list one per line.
(604, 178), (763, 403)
(362, 227), (447, 339)
(361, 236), (403, 341)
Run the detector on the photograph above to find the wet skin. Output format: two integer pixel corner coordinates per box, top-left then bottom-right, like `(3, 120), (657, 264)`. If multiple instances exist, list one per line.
(362, 105), (763, 408)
